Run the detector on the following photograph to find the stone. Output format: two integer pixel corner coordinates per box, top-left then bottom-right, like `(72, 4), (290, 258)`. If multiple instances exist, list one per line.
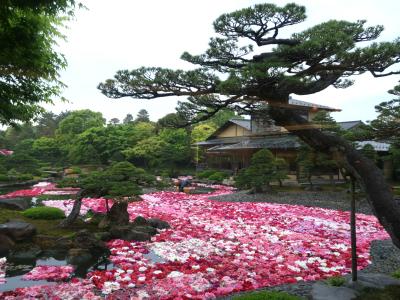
(94, 231), (112, 241)
(0, 233), (15, 256)
(0, 197), (31, 210)
(124, 230), (151, 242)
(148, 218), (171, 230)
(73, 230), (109, 256)
(312, 282), (357, 300)
(132, 216), (148, 226)
(54, 236), (75, 249)
(107, 201), (129, 225)
(98, 201), (129, 229)
(0, 219), (36, 241)
(110, 226), (150, 241)
(133, 225), (158, 236)
(345, 273), (400, 290)
(8, 245), (41, 261)
(67, 248), (92, 265)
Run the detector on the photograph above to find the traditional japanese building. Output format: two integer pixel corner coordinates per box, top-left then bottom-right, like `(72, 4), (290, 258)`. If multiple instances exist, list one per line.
(195, 98), (392, 179)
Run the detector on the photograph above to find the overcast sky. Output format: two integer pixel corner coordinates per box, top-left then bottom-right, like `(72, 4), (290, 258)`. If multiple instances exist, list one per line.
(48, 0), (400, 123)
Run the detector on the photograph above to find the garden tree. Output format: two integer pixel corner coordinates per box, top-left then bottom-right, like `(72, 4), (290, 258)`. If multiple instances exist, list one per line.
(369, 85), (400, 146)
(109, 118), (120, 125)
(156, 113), (187, 129)
(123, 136), (166, 168)
(206, 108), (237, 127)
(123, 113), (134, 124)
(191, 123), (217, 143)
(235, 149), (288, 193)
(123, 128), (192, 173)
(311, 111), (342, 133)
(360, 144), (378, 163)
(192, 123), (217, 164)
(135, 109), (150, 123)
(68, 125), (129, 165)
(3, 123), (36, 148)
(3, 151), (41, 176)
(32, 136), (65, 164)
(35, 112), (59, 137)
(159, 128), (192, 174)
(0, 1), (78, 125)
(296, 144), (338, 186)
(59, 161), (154, 228)
(56, 109), (105, 137)
(99, 3), (400, 248)
(128, 121), (156, 143)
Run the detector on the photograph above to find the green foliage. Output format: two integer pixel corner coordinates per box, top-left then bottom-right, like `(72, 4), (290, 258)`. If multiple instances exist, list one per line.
(236, 149), (289, 191)
(99, 3), (400, 126)
(232, 290), (301, 300)
(312, 111), (342, 133)
(57, 110), (105, 136)
(197, 169), (218, 179)
(3, 152), (41, 176)
(0, 174), (10, 182)
(297, 144), (337, 183)
(392, 269), (400, 279)
(0, 1), (78, 125)
(135, 109), (150, 123)
(22, 206), (65, 220)
(58, 161), (152, 200)
(360, 144), (378, 163)
(37, 194), (74, 201)
(208, 171), (228, 182)
(191, 123), (216, 143)
(325, 276), (346, 286)
(354, 285), (400, 300)
(369, 85), (400, 146)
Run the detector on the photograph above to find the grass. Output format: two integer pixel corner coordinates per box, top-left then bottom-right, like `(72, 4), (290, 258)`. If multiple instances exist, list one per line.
(22, 206), (65, 220)
(392, 269), (400, 279)
(36, 194), (75, 201)
(232, 291), (301, 300)
(0, 208), (100, 238)
(325, 276), (346, 286)
(354, 285), (400, 300)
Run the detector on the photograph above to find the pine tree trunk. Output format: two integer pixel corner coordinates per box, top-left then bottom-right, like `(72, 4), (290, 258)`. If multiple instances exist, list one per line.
(269, 107), (400, 249)
(58, 191), (83, 228)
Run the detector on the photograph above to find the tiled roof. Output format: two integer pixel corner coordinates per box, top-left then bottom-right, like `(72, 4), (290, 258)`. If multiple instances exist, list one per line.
(356, 141), (390, 152)
(288, 98), (340, 111)
(230, 119), (251, 130)
(207, 135), (300, 151)
(338, 120), (363, 130)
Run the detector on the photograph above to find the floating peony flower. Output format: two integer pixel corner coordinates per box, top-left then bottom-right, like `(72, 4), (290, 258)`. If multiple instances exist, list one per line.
(1, 184), (391, 299)
(22, 265), (74, 282)
(0, 257), (6, 285)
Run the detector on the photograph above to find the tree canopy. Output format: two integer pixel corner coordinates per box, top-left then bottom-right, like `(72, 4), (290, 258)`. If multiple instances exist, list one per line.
(99, 3), (400, 124)
(98, 3), (400, 248)
(0, 0), (79, 125)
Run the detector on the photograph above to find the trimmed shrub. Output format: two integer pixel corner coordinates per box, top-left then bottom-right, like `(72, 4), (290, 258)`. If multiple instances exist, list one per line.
(233, 290), (301, 300)
(208, 171), (228, 182)
(197, 169), (217, 179)
(22, 207), (65, 220)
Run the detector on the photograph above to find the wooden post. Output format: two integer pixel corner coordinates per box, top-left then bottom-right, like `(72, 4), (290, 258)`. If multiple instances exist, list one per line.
(350, 177), (357, 281)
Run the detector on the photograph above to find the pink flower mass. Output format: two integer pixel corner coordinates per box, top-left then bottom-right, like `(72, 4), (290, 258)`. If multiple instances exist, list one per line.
(22, 265), (74, 281)
(0, 185), (390, 299)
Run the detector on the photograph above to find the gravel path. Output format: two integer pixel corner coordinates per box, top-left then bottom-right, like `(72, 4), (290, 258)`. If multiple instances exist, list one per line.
(210, 190), (400, 299)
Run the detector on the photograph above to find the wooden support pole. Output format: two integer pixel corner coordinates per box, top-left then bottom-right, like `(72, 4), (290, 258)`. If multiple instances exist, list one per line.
(351, 177), (357, 282)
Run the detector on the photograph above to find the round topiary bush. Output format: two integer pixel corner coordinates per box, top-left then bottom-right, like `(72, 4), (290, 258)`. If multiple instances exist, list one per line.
(22, 206), (65, 220)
